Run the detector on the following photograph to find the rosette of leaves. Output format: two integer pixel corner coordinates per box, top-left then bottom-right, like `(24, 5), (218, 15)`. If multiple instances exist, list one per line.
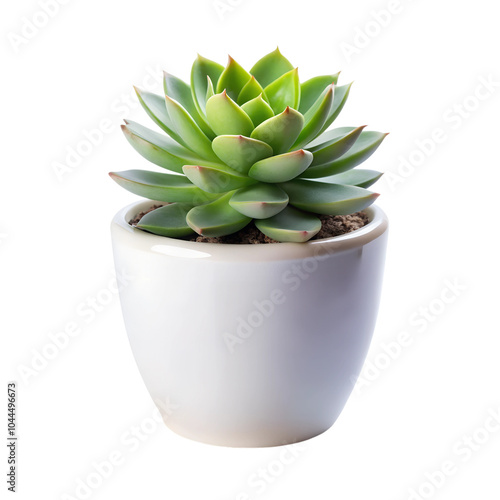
(110, 48), (387, 242)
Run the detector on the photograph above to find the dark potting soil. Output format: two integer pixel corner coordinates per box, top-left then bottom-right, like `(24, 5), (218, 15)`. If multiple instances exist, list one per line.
(130, 205), (369, 244)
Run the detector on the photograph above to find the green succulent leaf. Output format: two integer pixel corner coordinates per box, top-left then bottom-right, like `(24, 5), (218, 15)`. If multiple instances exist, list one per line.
(248, 149), (313, 183)
(182, 164), (255, 193)
(319, 169), (383, 188)
(211, 135), (273, 175)
(136, 203), (195, 238)
(240, 95), (275, 127)
(164, 95), (219, 161)
(191, 54), (224, 115)
(308, 126), (366, 166)
(109, 170), (218, 203)
(302, 131), (389, 178)
(237, 76), (266, 105)
(163, 72), (214, 139)
(299, 73), (340, 114)
(216, 56), (252, 101)
(250, 107), (304, 155)
(292, 84), (334, 149)
(134, 88), (188, 147)
(229, 183), (289, 219)
(317, 82), (353, 136)
(250, 47), (294, 88)
(263, 68), (300, 114)
(281, 179), (379, 215)
(206, 91), (255, 136)
(206, 76), (215, 102)
(186, 192), (251, 237)
(255, 206), (321, 242)
(306, 126), (355, 150)
(122, 121), (210, 174)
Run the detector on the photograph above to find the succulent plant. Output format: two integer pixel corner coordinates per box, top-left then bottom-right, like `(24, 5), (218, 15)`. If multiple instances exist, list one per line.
(110, 48), (387, 242)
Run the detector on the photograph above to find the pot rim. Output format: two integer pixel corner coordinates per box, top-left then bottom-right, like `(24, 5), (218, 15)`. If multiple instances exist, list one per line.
(111, 200), (388, 262)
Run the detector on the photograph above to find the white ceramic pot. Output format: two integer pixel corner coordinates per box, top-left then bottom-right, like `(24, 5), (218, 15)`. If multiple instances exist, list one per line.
(111, 200), (388, 447)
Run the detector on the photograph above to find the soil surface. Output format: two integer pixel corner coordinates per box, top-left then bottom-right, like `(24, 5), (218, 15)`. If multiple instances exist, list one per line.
(130, 205), (369, 244)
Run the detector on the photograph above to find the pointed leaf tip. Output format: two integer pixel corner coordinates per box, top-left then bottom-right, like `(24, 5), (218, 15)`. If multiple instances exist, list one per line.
(250, 106), (304, 154)
(248, 149), (313, 183)
(206, 91), (254, 136)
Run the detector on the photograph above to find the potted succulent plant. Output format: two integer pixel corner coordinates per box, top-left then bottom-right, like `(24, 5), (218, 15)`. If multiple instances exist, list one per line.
(110, 48), (389, 447)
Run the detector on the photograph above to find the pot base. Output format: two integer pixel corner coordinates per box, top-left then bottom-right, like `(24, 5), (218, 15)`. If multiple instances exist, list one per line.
(160, 411), (334, 448)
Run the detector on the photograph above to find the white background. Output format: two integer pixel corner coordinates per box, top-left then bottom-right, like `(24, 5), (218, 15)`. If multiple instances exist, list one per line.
(2, 0), (500, 499)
